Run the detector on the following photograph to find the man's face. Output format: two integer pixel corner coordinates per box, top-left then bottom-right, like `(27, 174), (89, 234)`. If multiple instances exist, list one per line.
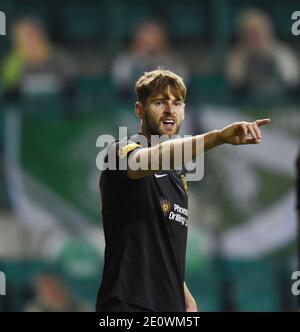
(140, 86), (185, 138)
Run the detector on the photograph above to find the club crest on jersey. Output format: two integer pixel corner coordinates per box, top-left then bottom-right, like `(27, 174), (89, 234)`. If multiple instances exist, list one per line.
(181, 175), (188, 193)
(160, 200), (171, 216)
(118, 143), (140, 159)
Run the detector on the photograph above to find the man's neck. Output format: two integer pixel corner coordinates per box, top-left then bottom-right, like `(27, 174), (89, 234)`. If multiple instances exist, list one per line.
(139, 124), (152, 143)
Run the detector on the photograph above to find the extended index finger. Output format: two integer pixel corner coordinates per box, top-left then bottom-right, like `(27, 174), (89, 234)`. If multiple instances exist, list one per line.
(255, 118), (271, 127)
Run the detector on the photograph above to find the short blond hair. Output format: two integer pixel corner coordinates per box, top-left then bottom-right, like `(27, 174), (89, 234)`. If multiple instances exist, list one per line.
(135, 69), (187, 105)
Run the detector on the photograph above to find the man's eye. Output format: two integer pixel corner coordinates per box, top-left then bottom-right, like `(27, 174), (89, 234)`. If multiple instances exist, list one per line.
(154, 101), (163, 106)
(175, 102), (182, 106)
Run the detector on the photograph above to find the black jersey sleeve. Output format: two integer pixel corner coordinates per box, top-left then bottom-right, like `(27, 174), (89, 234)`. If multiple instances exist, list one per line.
(103, 138), (142, 178)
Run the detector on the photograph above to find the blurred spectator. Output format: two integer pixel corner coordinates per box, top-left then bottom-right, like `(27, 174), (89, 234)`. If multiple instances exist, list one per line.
(111, 20), (189, 100)
(1, 17), (76, 101)
(226, 9), (300, 99)
(24, 272), (89, 312)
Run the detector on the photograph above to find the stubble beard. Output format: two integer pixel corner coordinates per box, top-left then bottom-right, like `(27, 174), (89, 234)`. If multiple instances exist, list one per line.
(143, 113), (181, 139)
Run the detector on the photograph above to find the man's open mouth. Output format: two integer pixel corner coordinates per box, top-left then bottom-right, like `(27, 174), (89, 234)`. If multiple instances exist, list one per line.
(161, 119), (176, 129)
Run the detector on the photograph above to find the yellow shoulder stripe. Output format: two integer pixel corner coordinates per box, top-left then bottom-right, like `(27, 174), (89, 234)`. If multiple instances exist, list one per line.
(118, 143), (141, 159)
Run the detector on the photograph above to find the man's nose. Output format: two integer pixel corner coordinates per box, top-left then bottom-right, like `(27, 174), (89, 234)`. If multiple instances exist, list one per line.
(164, 101), (173, 113)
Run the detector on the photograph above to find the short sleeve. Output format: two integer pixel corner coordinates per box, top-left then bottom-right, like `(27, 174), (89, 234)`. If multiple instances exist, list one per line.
(104, 139), (142, 178)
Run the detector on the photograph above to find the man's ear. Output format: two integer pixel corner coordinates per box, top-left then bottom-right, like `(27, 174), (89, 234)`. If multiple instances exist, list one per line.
(135, 101), (143, 120)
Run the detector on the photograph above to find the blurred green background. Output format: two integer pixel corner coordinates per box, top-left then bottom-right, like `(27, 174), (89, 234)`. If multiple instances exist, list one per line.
(0, 0), (299, 312)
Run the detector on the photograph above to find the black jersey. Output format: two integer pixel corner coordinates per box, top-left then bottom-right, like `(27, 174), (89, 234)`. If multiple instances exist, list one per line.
(96, 134), (189, 312)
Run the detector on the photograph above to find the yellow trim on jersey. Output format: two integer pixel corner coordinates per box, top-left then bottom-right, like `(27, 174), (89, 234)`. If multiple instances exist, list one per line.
(181, 175), (189, 194)
(118, 143), (141, 159)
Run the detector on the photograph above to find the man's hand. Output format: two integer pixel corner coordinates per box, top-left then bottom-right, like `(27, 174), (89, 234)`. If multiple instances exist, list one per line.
(186, 296), (198, 312)
(218, 118), (271, 145)
(184, 282), (198, 312)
